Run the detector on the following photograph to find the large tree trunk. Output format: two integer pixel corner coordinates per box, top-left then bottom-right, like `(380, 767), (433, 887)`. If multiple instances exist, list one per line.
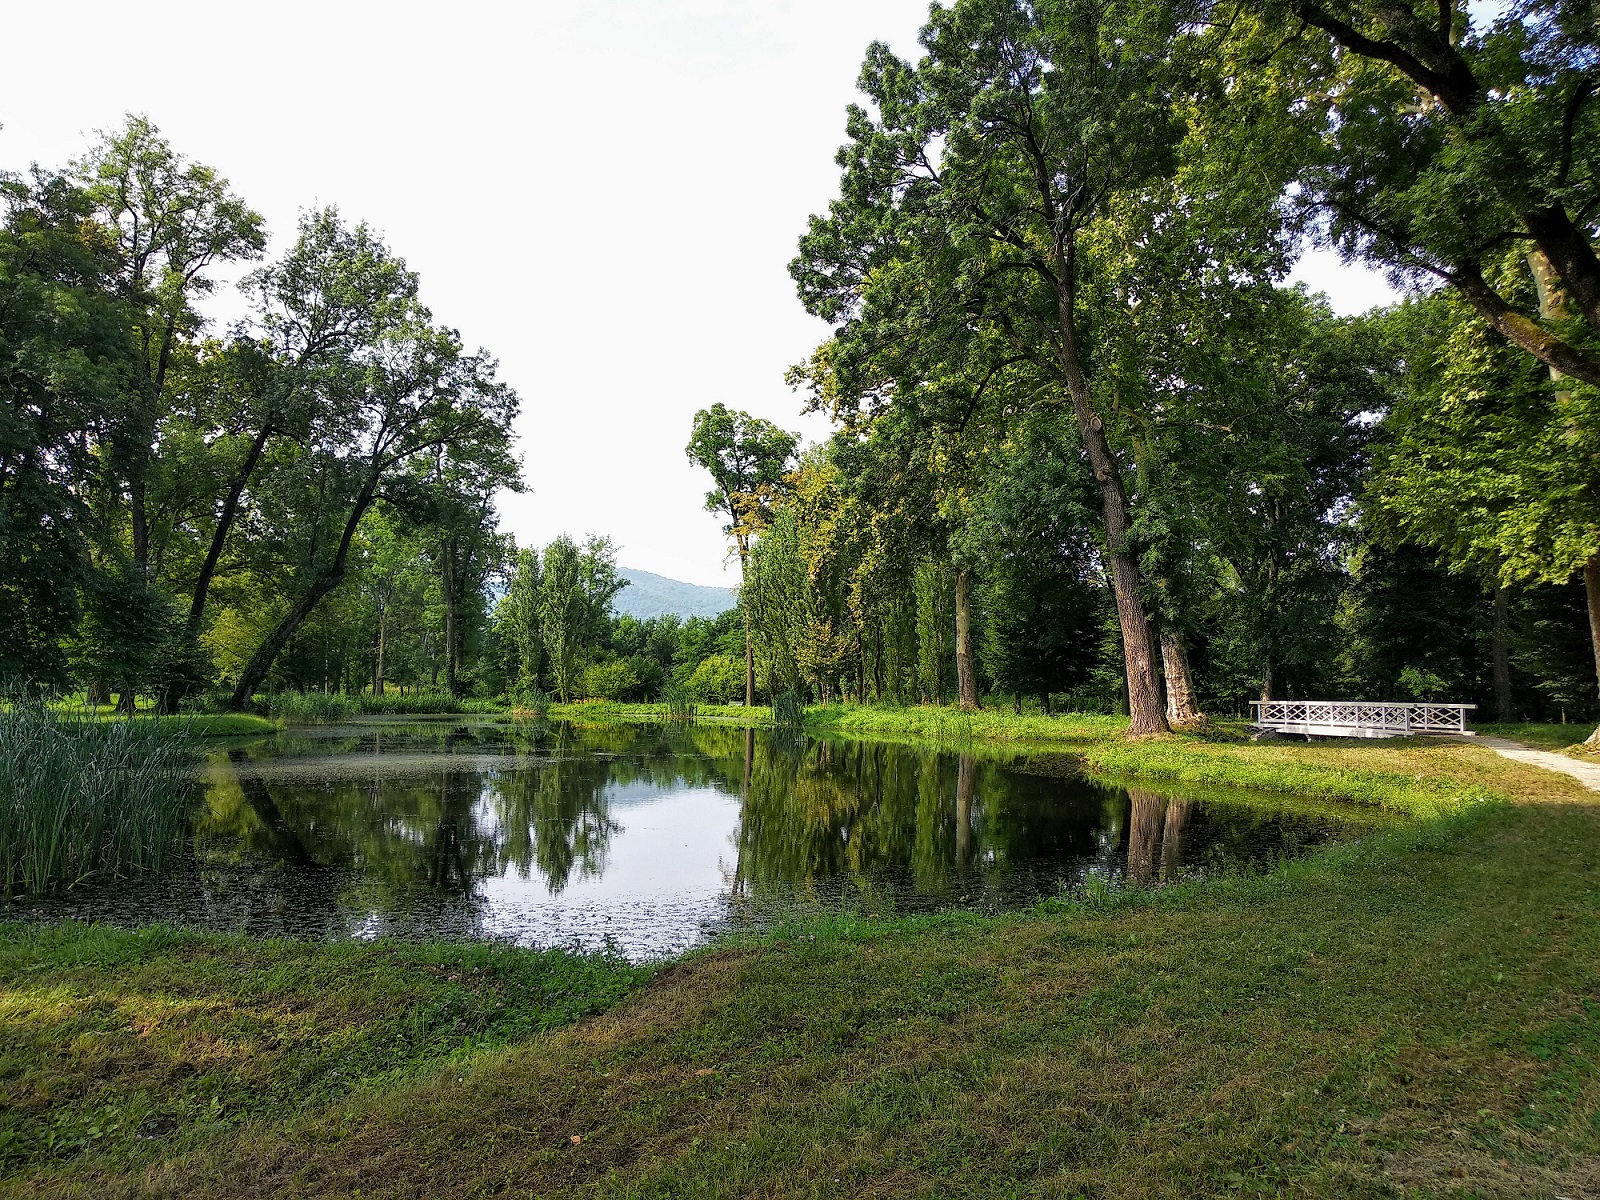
(188, 421), (272, 635)
(443, 542), (459, 699)
(1260, 658), (1275, 704)
(1585, 555), (1600, 748)
(228, 491), (376, 711)
(375, 605), (388, 697)
(1492, 582), (1513, 722)
(955, 567), (979, 712)
(1051, 266), (1167, 737)
(1160, 630), (1202, 729)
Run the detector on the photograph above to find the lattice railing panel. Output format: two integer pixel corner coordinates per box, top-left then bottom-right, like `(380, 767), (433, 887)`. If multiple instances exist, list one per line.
(1251, 700), (1473, 734)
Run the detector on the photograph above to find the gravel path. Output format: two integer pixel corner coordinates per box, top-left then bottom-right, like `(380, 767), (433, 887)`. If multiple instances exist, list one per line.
(1477, 736), (1600, 793)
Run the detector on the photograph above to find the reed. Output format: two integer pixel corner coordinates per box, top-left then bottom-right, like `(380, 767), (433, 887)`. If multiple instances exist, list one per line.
(0, 706), (201, 895)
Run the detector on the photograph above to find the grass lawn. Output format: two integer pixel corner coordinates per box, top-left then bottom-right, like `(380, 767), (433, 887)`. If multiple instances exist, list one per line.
(1477, 722), (1599, 756)
(40, 709), (280, 737)
(2, 736), (1597, 1197)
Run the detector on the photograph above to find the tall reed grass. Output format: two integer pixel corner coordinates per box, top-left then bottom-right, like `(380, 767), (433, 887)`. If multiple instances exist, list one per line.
(1, 707), (201, 895)
(264, 690), (467, 722)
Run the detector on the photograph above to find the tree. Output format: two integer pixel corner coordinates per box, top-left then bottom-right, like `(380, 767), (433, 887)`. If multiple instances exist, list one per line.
(1249, 0), (1600, 387)
(72, 115), (264, 568)
(537, 535), (624, 703)
(499, 546), (544, 698)
(792, 0), (1191, 735)
(0, 170), (135, 688)
(1370, 288), (1600, 741)
(183, 207), (422, 648)
(226, 214), (518, 709)
(686, 403), (798, 706)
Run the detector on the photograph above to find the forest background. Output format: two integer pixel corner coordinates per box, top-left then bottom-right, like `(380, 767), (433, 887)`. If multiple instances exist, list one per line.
(2, 0), (1597, 737)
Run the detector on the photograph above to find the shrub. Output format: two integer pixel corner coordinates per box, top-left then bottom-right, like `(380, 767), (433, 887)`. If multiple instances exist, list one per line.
(686, 654), (744, 704)
(582, 660), (642, 702)
(1, 706), (201, 894)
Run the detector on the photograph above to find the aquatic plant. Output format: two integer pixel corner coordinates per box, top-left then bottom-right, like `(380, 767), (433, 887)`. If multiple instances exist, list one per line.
(664, 685), (697, 723)
(0, 706), (201, 895)
(267, 691), (358, 722)
(771, 690), (805, 730)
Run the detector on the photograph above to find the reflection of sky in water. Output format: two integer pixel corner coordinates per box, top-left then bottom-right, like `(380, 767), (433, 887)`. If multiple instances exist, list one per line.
(472, 786), (741, 956)
(10, 721), (1384, 961)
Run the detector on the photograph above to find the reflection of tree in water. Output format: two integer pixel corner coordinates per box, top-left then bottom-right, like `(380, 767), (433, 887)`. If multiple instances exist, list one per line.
(735, 736), (1132, 904)
(735, 740), (995, 901)
(486, 724), (620, 894)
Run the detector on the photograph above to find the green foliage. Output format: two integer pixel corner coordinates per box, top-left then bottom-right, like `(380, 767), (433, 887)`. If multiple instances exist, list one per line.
(686, 654), (745, 705)
(0, 707), (200, 894)
(581, 658), (641, 702)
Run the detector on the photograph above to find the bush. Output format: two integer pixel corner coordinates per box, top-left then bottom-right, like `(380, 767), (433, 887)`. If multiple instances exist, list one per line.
(582, 660), (642, 702)
(686, 654), (744, 704)
(1, 706), (201, 894)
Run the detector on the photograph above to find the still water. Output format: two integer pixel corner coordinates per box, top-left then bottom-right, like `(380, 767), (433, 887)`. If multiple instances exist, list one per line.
(17, 719), (1381, 959)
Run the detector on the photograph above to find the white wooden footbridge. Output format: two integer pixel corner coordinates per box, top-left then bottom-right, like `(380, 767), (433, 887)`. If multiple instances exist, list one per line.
(1250, 700), (1476, 739)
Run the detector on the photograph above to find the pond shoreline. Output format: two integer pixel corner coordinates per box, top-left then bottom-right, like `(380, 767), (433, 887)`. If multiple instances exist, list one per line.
(4, 720), (1593, 1195)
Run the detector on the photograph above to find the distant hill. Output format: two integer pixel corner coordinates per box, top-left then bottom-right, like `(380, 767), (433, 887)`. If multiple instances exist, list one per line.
(613, 568), (736, 620)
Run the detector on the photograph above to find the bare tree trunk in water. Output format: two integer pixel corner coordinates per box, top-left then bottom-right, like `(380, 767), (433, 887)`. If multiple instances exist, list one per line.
(1127, 788), (1163, 885)
(955, 753), (975, 874)
(1585, 556), (1600, 747)
(1160, 798), (1188, 882)
(1161, 630), (1202, 728)
(1493, 582), (1513, 722)
(955, 568), (978, 712)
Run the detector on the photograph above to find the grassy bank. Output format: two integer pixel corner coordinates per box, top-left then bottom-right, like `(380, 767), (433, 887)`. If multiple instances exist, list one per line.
(0, 928), (646, 1174)
(2, 743), (1595, 1197)
(1476, 722), (1599, 756)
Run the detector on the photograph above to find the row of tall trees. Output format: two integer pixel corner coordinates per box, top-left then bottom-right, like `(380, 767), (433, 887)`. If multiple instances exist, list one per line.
(1, 118), (520, 708)
(721, 0), (1597, 737)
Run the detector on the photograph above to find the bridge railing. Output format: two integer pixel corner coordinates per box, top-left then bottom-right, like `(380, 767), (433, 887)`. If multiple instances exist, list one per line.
(1250, 700), (1475, 735)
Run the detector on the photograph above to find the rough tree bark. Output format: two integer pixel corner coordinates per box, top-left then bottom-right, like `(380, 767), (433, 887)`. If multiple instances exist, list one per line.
(1160, 630), (1203, 729)
(1051, 264), (1168, 737)
(1586, 556), (1600, 748)
(954, 567), (979, 712)
(1493, 582), (1513, 722)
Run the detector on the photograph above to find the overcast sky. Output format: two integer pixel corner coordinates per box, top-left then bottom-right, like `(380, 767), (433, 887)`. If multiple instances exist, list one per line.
(2, 1), (1396, 586)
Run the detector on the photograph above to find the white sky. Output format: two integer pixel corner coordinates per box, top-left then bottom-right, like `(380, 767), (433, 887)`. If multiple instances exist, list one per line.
(1, 0), (1394, 587)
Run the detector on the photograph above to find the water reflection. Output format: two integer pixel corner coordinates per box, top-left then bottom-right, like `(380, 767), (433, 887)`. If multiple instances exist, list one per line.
(13, 720), (1380, 958)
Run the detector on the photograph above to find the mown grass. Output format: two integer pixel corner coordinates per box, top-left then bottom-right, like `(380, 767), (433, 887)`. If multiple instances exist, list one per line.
(0, 926), (648, 1175)
(41, 708), (278, 737)
(1477, 721), (1599, 756)
(3, 742), (1595, 1197)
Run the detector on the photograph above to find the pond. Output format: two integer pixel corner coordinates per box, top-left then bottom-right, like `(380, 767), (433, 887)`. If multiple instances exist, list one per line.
(13, 719), (1385, 959)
